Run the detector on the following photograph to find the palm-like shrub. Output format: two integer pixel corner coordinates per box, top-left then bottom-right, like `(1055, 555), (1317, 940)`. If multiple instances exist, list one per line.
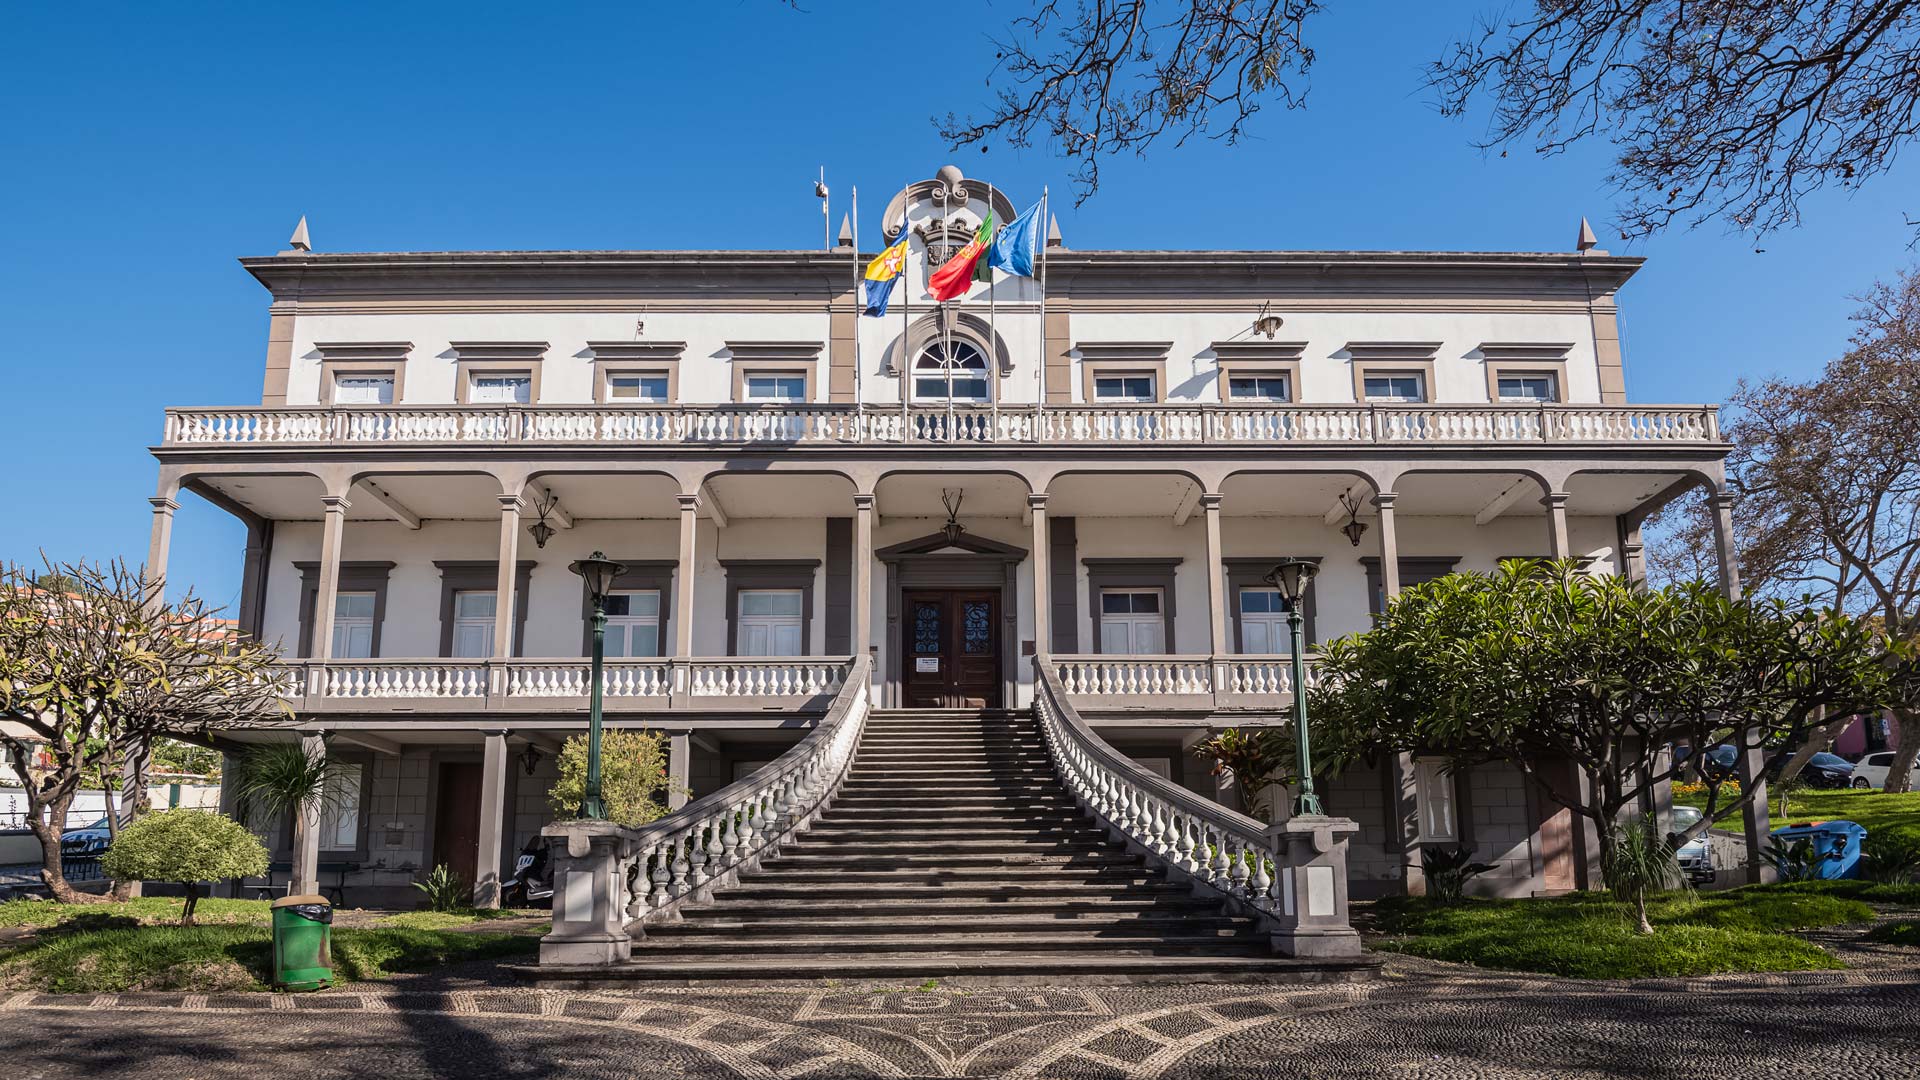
(414, 864), (469, 912)
(1607, 815), (1686, 934)
(1192, 728), (1291, 818)
(99, 811), (268, 924)
(1420, 844), (1496, 904)
(1861, 829), (1920, 884)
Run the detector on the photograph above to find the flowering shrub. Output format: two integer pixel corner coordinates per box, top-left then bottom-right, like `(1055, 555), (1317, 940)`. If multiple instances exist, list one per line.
(1672, 780), (1741, 800)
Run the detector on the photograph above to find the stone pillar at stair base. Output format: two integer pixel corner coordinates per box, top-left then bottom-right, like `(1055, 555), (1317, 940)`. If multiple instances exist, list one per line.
(539, 822), (633, 967)
(1269, 815), (1364, 959)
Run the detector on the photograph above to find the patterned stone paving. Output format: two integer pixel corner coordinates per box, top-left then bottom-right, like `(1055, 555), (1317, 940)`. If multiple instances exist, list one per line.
(2, 968), (1918, 1078)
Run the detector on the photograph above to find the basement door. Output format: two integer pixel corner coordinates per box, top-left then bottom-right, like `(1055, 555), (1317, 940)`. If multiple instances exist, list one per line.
(902, 590), (1002, 708)
(432, 762), (483, 889)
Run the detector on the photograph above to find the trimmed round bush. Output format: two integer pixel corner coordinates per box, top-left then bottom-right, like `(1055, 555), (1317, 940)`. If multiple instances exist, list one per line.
(100, 810), (269, 924)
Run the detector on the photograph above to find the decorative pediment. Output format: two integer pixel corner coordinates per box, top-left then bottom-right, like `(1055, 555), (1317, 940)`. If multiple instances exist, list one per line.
(875, 530), (1029, 562)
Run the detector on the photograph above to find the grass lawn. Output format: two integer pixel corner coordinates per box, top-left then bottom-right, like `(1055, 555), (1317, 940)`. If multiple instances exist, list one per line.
(1868, 921), (1920, 947)
(0, 899), (542, 992)
(1673, 787), (1920, 835)
(1367, 886), (1879, 979)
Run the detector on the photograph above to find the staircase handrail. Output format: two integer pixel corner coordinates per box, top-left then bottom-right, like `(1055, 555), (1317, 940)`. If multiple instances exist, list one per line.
(543, 653), (871, 929)
(1032, 655), (1286, 925)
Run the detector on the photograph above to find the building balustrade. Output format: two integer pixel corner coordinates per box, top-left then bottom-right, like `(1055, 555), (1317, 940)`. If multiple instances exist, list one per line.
(274, 655), (855, 713)
(162, 401), (1722, 449)
(1052, 653), (1320, 710)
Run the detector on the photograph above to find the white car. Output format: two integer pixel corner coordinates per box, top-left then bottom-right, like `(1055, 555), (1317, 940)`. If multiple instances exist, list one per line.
(1671, 805), (1715, 884)
(1850, 751), (1918, 790)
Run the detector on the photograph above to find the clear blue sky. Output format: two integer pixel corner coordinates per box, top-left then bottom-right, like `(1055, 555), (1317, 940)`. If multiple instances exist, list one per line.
(3, 2), (1915, 612)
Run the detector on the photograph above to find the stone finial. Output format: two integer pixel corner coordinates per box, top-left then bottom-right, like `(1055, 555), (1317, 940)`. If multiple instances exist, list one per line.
(1576, 216), (1597, 253)
(837, 213), (854, 249)
(1046, 214), (1064, 249)
(287, 215), (311, 253)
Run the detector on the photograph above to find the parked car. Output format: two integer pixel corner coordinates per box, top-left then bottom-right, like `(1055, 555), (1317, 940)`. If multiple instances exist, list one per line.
(1675, 743), (1740, 780)
(1850, 751), (1918, 790)
(58, 818), (112, 857)
(1769, 752), (1855, 789)
(1670, 805), (1715, 885)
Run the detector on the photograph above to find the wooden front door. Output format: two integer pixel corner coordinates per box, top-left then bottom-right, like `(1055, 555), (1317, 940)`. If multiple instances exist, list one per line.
(1531, 758), (1577, 894)
(902, 590), (1001, 708)
(432, 762), (483, 887)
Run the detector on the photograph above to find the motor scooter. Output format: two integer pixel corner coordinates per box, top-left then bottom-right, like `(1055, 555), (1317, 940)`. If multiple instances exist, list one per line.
(502, 837), (553, 908)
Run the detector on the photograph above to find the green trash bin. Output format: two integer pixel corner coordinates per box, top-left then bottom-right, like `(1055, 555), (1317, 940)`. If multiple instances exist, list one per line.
(271, 893), (333, 991)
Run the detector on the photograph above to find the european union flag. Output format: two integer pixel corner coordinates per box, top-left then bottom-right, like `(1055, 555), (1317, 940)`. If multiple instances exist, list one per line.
(987, 200), (1042, 278)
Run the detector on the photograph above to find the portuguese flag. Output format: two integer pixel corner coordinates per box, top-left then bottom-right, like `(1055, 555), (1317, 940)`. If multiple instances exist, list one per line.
(926, 210), (995, 302)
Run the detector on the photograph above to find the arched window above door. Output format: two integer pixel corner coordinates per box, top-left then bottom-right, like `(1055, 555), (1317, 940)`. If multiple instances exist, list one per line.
(913, 340), (990, 402)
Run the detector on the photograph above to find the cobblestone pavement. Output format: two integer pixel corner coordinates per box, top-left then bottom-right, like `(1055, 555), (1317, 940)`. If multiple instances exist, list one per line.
(3, 966), (1918, 1078)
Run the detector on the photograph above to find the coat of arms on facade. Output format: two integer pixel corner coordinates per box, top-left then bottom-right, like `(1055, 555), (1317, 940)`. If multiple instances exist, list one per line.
(918, 163), (975, 270)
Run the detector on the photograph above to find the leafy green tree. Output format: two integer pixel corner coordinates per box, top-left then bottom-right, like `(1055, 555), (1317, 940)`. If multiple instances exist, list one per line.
(1309, 561), (1896, 872)
(547, 730), (681, 828)
(1192, 728), (1291, 819)
(99, 810), (268, 925)
(152, 738), (222, 781)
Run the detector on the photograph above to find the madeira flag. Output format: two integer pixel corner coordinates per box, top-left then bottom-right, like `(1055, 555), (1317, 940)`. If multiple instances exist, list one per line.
(926, 210), (995, 302)
(862, 225), (911, 317)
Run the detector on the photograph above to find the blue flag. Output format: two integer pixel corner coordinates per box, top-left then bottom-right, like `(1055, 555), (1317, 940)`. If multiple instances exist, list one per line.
(987, 200), (1041, 277)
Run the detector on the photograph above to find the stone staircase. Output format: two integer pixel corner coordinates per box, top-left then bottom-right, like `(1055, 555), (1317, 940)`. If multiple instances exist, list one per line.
(601, 708), (1372, 982)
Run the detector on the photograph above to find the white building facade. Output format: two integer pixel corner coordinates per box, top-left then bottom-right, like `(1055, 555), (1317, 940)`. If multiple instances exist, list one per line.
(148, 168), (1736, 906)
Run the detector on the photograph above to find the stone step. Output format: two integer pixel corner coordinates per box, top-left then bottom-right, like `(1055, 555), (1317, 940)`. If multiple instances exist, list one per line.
(828, 798), (1081, 812)
(693, 895), (1224, 917)
(660, 914), (1253, 937)
(767, 851), (1139, 869)
(525, 953), (1379, 986)
(628, 932), (1272, 956)
(815, 815), (1091, 831)
(794, 827), (1110, 844)
(854, 748), (1050, 758)
(746, 866), (1165, 885)
(721, 879), (1187, 901)
(839, 780), (1060, 792)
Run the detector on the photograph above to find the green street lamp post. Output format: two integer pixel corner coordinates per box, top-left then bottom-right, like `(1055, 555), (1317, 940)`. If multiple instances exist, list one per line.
(568, 551), (626, 820)
(1264, 559), (1323, 817)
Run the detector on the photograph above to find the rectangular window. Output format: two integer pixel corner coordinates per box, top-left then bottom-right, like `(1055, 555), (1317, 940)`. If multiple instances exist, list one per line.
(330, 591), (377, 659)
(1414, 759), (1459, 842)
(451, 590), (496, 658)
(333, 375), (394, 406)
(1495, 372), (1558, 402)
(602, 590), (662, 658)
(470, 374), (532, 404)
(744, 374), (807, 402)
(317, 763), (362, 852)
(1362, 372), (1426, 403)
(608, 374), (670, 402)
(737, 589), (804, 655)
(1237, 586), (1298, 654)
(1227, 374), (1292, 402)
(1093, 374), (1156, 402)
(1098, 589), (1165, 653)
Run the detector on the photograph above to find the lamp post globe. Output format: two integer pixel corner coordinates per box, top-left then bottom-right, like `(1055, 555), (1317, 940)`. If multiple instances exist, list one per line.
(1263, 559), (1324, 818)
(568, 551), (626, 820)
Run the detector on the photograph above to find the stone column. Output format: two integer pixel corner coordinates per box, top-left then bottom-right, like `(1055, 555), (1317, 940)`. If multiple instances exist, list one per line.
(474, 730), (510, 908)
(1619, 520), (1647, 587)
(1373, 492), (1423, 892)
(1201, 493), (1228, 700)
(1709, 491), (1741, 599)
(1372, 492), (1400, 598)
(1029, 494), (1051, 658)
(538, 822), (633, 967)
(675, 494), (700, 658)
(667, 732), (691, 811)
(493, 495), (524, 660)
(1268, 816), (1363, 958)
(1543, 490), (1572, 559)
(292, 733), (326, 896)
(1707, 490), (1769, 882)
(853, 493), (875, 663)
(145, 495), (179, 593)
(310, 495), (350, 695)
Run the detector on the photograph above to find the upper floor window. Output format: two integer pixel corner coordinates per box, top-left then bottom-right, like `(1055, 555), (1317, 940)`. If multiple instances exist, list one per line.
(603, 590), (662, 658)
(1236, 586), (1297, 654)
(1227, 374), (1292, 403)
(450, 590), (496, 657)
(914, 341), (990, 402)
(1495, 372), (1559, 402)
(743, 373), (807, 403)
(737, 589), (804, 655)
(333, 375), (394, 406)
(608, 374), (670, 403)
(1093, 374), (1157, 403)
(1099, 589), (1165, 653)
(471, 374), (532, 404)
(331, 592), (377, 659)
(1362, 372), (1426, 403)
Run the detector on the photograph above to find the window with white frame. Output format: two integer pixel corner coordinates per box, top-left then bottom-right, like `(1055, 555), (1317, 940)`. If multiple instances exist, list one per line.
(1237, 586), (1298, 653)
(1495, 371), (1559, 402)
(1362, 371), (1427, 403)
(602, 590), (662, 658)
(450, 591), (496, 658)
(330, 592), (377, 659)
(913, 341), (990, 402)
(1099, 589), (1165, 653)
(737, 589), (804, 655)
(317, 762), (362, 852)
(333, 375), (394, 405)
(1226, 373), (1292, 403)
(743, 373), (807, 403)
(1093, 373), (1157, 403)
(470, 373), (532, 404)
(1414, 759), (1459, 842)
(607, 373), (670, 402)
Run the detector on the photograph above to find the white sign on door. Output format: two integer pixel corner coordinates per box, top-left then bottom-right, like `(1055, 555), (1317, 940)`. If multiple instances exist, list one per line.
(915, 657), (940, 672)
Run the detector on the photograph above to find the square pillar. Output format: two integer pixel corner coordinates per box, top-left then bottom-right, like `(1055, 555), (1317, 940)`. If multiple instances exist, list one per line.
(538, 823), (633, 967)
(1372, 492), (1400, 598)
(145, 495), (179, 594)
(853, 494), (875, 662)
(1709, 491), (1741, 599)
(473, 731), (510, 908)
(1201, 492), (1228, 698)
(292, 733), (326, 896)
(1269, 816), (1363, 958)
(668, 732), (691, 811)
(1029, 494), (1051, 657)
(674, 494), (699, 659)
(493, 495), (524, 660)
(310, 495), (351, 680)
(1543, 491), (1571, 559)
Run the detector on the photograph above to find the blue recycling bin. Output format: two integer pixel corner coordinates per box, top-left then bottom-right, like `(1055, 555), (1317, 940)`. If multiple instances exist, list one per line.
(1769, 820), (1867, 880)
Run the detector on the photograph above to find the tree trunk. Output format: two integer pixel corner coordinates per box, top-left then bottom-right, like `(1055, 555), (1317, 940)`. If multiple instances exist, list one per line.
(181, 882), (199, 926)
(31, 790), (102, 904)
(1635, 892), (1654, 935)
(1886, 707), (1920, 793)
(1773, 708), (1844, 789)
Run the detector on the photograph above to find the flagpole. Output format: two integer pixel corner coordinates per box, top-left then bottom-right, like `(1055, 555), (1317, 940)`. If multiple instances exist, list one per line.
(987, 181), (999, 441)
(1037, 186), (1049, 422)
(851, 186), (861, 433)
(941, 190), (954, 442)
(900, 213), (911, 442)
